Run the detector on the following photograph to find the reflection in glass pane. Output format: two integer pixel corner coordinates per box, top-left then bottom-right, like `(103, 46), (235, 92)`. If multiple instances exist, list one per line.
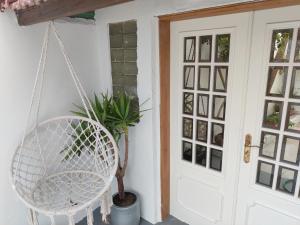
(183, 66), (195, 90)
(256, 161), (274, 188)
(215, 34), (230, 62)
(212, 95), (226, 120)
(198, 66), (210, 91)
(281, 136), (300, 165)
(211, 123), (224, 147)
(184, 37), (196, 62)
(259, 132), (278, 159)
(210, 149), (222, 171)
(214, 66), (228, 92)
(199, 36), (212, 62)
(182, 117), (193, 139)
(270, 29), (293, 62)
(195, 145), (207, 167)
(266, 67), (288, 97)
(294, 29), (300, 62)
(285, 103), (300, 133)
(276, 166), (297, 195)
(183, 92), (194, 115)
(197, 94), (209, 117)
(196, 120), (208, 142)
(290, 67), (300, 98)
(182, 141), (193, 162)
(262, 100), (282, 129)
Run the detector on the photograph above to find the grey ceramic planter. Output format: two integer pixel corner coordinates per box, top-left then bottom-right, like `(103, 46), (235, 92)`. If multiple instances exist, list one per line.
(110, 191), (140, 225)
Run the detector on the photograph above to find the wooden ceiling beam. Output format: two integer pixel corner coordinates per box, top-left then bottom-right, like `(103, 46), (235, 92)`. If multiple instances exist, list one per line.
(159, 0), (300, 21)
(16, 0), (133, 26)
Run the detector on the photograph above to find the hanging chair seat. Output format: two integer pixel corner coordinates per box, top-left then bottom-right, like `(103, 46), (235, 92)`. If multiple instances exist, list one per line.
(31, 171), (106, 213)
(11, 116), (117, 215)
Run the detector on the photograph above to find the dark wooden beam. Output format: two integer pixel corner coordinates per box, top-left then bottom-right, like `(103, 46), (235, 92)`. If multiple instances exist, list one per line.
(16, 0), (134, 26)
(159, 19), (170, 221)
(159, 0), (300, 21)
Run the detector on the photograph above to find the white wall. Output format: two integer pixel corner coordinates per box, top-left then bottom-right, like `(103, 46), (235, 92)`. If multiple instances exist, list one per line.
(95, 0), (253, 224)
(0, 13), (104, 225)
(0, 1), (255, 225)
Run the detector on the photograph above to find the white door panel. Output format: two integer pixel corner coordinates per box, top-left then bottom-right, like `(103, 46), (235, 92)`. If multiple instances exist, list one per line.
(235, 5), (300, 225)
(170, 12), (252, 225)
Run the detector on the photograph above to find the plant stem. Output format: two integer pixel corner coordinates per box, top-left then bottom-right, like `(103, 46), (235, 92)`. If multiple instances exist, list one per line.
(121, 131), (129, 177)
(116, 129), (129, 201)
(117, 175), (125, 200)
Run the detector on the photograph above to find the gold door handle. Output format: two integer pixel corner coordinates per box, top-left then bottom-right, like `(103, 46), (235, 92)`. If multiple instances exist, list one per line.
(244, 134), (261, 163)
(244, 134), (252, 163)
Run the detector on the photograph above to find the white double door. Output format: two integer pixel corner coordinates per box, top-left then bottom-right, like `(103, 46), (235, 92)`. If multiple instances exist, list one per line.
(170, 5), (300, 225)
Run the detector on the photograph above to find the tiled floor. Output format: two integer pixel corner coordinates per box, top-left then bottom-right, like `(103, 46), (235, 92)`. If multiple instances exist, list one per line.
(139, 216), (187, 225)
(155, 216), (188, 225)
(76, 208), (187, 225)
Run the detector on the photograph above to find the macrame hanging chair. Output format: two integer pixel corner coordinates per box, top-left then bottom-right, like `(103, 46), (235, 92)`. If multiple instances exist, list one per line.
(10, 22), (118, 225)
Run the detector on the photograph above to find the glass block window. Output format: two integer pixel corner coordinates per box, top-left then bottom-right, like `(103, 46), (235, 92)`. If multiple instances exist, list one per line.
(256, 27), (300, 199)
(109, 20), (138, 97)
(180, 32), (231, 173)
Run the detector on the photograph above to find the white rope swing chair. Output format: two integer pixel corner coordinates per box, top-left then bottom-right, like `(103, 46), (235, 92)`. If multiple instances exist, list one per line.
(10, 22), (118, 225)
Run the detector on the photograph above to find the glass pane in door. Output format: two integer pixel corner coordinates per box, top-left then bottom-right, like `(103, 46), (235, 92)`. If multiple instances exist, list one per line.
(294, 29), (300, 62)
(215, 34), (230, 62)
(266, 67), (288, 97)
(280, 136), (300, 165)
(259, 132), (279, 159)
(290, 67), (300, 98)
(183, 66), (195, 90)
(198, 66), (210, 91)
(276, 166), (298, 195)
(270, 29), (293, 62)
(199, 36), (212, 62)
(184, 37), (196, 62)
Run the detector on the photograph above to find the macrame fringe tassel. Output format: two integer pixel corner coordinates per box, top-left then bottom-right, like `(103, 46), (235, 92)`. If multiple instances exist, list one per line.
(87, 207), (94, 225)
(68, 215), (75, 225)
(27, 208), (39, 225)
(100, 188), (113, 224)
(49, 215), (55, 225)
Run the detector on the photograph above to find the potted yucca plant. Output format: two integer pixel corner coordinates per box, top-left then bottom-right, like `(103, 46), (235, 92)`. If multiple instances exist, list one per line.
(72, 92), (144, 225)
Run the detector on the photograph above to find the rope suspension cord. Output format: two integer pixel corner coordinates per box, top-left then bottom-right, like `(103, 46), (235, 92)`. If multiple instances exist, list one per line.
(20, 22), (50, 147)
(10, 22), (118, 225)
(50, 22), (99, 123)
